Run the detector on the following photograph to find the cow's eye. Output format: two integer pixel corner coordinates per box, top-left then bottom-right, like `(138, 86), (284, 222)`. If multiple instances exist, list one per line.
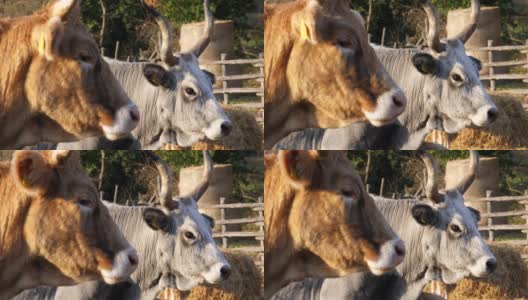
(184, 231), (196, 240)
(450, 224), (462, 233)
(78, 54), (93, 64)
(335, 39), (352, 48)
(451, 74), (464, 83)
(185, 87), (197, 97)
(341, 190), (356, 198)
(77, 198), (93, 210)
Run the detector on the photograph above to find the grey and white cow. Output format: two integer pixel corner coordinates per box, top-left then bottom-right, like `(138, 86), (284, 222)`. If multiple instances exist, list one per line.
(48, 0), (231, 150)
(12, 151), (231, 300)
(275, 0), (497, 150)
(272, 151), (496, 300)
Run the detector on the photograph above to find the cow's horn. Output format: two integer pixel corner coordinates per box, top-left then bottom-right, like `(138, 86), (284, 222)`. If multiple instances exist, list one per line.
(141, 0), (179, 66)
(453, 150), (479, 195)
(421, 0), (445, 53)
(186, 0), (214, 57)
(419, 151), (443, 203)
(184, 150), (213, 202)
(145, 151), (179, 211)
(451, 0), (480, 43)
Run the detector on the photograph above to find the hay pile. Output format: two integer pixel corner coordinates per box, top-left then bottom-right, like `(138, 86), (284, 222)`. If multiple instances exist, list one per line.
(448, 93), (528, 149)
(157, 250), (263, 300)
(163, 106), (263, 150)
(424, 244), (528, 299)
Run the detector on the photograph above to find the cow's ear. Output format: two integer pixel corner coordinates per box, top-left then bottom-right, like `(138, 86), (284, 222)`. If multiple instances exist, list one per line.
(469, 56), (482, 71)
(143, 64), (172, 89)
(12, 151), (57, 196)
(278, 150), (319, 189)
(412, 204), (438, 226)
(467, 207), (481, 222)
(202, 69), (216, 85)
(291, 0), (324, 44)
(143, 208), (170, 231)
(412, 53), (439, 75)
(32, 0), (80, 61)
(201, 213), (215, 229)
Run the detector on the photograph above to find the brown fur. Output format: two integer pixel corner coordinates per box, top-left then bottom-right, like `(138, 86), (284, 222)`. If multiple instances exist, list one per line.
(0, 0), (134, 148)
(0, 151), (132, 299)
(263, 150), (398, 298)
(264, 0), (396, 148)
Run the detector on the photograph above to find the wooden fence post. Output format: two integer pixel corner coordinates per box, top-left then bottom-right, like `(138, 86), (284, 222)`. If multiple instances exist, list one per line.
(525, 190), (528, 244)
(380, 178), (385, 197)
(488, 40), (495, 92)
(220, 197), (228, 248)
(486, 190), (494, 242)
(366, 184), (370, 194)
(114, 41), (120, 59)
(381, 27), (386, 47)
(259, 53), (264, 107)
(258, 196), (264, 250)
(113, 185), (119, 203)
(221, 53), (229, 104)
(101, 47), (105, 56)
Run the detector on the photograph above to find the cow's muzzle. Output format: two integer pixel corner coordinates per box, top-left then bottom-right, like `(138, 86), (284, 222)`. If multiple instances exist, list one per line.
(363, 88), (407, 127)
(102, 103), (140, 140)
(100, 247), (138, 284)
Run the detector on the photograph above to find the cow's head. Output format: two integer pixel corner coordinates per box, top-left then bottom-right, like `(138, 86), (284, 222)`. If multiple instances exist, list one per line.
(265, 151), (405, 283)
(141, 151), (231, 291)
(412, 151), (496, 284)
(26, 0), (139, 142)
(266, 0), (406, 129)
(140, 0), (231, 148)
(412, 0), (497, 133)
(11, 150), (138, 286)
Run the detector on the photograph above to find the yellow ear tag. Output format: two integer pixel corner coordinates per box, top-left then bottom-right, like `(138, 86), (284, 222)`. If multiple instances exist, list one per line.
(299, 20), (310, 41)
(38, 33), (46, 54)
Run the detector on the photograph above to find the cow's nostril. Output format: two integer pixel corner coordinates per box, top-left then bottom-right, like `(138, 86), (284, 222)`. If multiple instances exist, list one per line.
(220, 121), (232, 136)
(486, 258), (497, 273)
(130, 107), (140, 122)
(487, 107), (498, 123)
(394, 240), (405, 257)
(220, 265), (232, 280)
(128, 252), (139, 267)
(391, 91), (406, 108)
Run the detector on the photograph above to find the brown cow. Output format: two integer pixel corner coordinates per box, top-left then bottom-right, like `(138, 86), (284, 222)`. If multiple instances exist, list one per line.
(0, 0), (139, 149)
(264, 0), (406, 149)
(264, 150), (405, 299)
(0, 151), (138, 299)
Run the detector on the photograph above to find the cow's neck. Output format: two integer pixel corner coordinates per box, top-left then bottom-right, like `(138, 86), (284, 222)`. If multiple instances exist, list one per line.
(0, 165), (34, 299)
(107, 60), (163, 148)
(373, 197), (434, 297)
(377, 47), (435, 142)
(105, 203), (164, 300)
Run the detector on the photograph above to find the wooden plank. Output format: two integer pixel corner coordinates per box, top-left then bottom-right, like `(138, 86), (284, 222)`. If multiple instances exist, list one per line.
(229, 246), (264, 253)
(201, 58), (264, 65)
(491, 89), (528, 95)
(214, 87), (264, 94)
(481, 210), (528, 218)
(482, 59), (528, 67)
(491, 240), (528, 246)
(201, 203), (264, 209)
(215, 217), (264, 225)
(213, 232), (265, 238)
(479, 225), (528, 231)
(232, 102), (264, 109)
(469, 196), (528, 202)
(217, 73), (262, 81)
(480, 74), (528, 80)
(467, 45), (528, 51)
